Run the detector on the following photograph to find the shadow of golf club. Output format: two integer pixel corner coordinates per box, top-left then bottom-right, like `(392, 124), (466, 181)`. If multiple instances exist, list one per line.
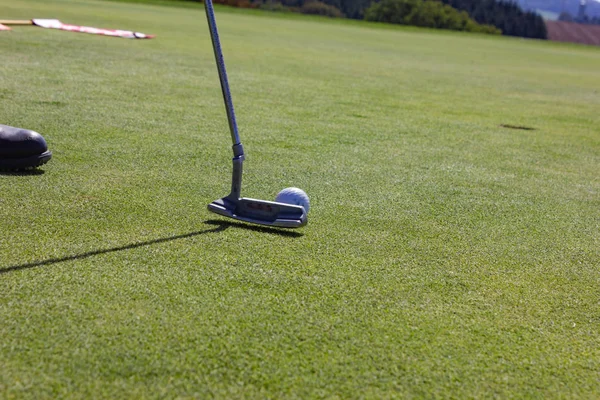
(1, 219), (303, 274)
(0, 222), (230, 275)
(204, 219), (304, 238)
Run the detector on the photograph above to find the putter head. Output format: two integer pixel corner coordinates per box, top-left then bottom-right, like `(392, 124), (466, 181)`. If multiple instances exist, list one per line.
(208, 196), (307, 228)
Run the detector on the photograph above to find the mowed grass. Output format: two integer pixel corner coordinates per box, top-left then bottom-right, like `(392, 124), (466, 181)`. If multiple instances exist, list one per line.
(1, 0), (599, 397)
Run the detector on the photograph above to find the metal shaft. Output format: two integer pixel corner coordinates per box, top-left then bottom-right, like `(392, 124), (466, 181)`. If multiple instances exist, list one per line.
(204, 0), (242, 147)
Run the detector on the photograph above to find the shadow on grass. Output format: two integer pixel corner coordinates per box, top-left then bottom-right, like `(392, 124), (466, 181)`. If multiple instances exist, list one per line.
(0, 223), (229, 274)
(1, 219), (302, 274)
(499, 124), (536, 131)
(0, 169), (45, 176)
(204, 220), (304, 238)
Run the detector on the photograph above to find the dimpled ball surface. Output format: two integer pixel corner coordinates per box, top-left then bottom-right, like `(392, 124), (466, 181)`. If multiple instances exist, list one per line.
(275, 187), (310, 213)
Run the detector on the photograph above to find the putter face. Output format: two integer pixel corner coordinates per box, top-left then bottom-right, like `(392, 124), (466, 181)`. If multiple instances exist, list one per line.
(208, 197), (307, 228)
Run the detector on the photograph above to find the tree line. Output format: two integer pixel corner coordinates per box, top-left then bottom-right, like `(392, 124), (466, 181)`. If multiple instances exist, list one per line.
(435, 0), (546, 38)
(210, 0), (548, 38)
(363, 0), (501, 34)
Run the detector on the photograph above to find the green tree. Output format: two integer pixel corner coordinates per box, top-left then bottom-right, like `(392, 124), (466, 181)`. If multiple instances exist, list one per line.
(364, 0), (501, 33)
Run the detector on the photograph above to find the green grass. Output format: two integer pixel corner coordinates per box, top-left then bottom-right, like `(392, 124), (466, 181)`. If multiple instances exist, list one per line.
(1, 0), (599, 398)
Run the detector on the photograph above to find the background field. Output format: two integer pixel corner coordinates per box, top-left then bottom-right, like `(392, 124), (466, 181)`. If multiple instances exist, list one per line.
(1, 0), (599, 398)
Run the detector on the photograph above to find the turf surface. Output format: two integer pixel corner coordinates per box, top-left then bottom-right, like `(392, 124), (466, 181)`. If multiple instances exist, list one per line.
(1, 0), (599, 397)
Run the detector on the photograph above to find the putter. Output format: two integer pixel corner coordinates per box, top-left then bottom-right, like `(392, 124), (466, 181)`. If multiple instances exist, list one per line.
(204, 0), (307, 228)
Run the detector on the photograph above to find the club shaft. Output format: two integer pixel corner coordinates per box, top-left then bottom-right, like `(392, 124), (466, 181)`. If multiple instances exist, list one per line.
(204, 0), (242, 147)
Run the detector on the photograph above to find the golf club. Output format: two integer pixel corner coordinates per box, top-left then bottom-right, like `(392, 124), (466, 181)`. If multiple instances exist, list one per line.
(204, 0), (307, 228)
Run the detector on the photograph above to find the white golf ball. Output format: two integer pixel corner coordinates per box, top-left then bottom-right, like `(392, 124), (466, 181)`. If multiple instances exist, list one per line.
(275, 187), (310, 213)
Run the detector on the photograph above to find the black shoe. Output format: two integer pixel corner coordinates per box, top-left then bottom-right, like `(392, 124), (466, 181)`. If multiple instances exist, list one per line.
(0, 124), (52, 171)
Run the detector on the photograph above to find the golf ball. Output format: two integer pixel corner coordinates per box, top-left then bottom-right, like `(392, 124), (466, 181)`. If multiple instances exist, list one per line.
(275, 187), (310, 213)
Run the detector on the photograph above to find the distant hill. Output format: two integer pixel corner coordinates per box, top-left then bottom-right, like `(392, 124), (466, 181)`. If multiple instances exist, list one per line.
(516, 0), (600, 18)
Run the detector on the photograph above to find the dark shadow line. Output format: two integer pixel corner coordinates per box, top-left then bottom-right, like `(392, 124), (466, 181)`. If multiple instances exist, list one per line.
(499, 124), (536, 131)
(0, 169), (45, 176)
(204, 219), (304, 237)
(0, 223), (230, 274)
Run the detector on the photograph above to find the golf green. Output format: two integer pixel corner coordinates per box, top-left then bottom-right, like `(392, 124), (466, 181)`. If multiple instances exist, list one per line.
(1, 0), (599, 397)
